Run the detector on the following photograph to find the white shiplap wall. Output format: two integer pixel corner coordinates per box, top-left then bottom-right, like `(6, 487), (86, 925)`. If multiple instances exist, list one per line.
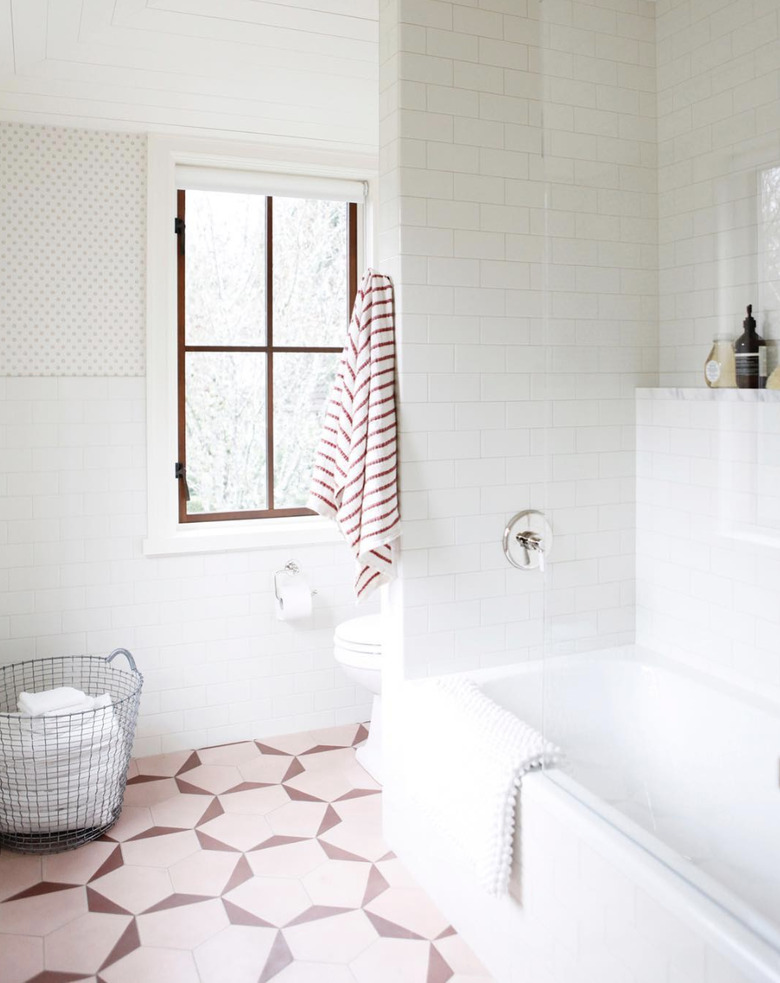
(0, 0), (378, 154)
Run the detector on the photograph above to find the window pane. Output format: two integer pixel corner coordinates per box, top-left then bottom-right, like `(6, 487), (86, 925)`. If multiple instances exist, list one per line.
(273, 352), (339, 509)
(272, 198), (349, 347)
(185, 352), (267, 515)
(185, 190), (266, 346)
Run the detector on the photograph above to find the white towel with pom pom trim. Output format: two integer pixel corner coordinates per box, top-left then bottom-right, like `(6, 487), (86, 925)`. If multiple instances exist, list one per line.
(400, 675), (560, 897)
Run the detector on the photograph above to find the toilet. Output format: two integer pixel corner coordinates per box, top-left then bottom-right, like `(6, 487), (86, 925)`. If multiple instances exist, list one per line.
(333, 614), (382, 783)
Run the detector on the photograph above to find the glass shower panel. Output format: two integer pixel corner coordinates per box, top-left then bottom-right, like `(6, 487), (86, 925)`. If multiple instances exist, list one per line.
(538, 0), (780, 957)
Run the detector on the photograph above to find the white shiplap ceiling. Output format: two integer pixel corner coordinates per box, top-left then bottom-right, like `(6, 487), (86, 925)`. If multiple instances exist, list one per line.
(0, 0), (379, 153)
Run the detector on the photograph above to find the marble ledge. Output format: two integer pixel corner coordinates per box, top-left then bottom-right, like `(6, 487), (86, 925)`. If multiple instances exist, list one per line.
(636, 387), (780, 402)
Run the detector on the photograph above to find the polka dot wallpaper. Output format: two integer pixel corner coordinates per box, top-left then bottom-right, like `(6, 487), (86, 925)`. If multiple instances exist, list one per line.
(0, 122), (146, 376)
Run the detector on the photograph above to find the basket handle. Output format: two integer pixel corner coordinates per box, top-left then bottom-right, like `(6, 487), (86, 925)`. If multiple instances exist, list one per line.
(106, 647), (138, 672)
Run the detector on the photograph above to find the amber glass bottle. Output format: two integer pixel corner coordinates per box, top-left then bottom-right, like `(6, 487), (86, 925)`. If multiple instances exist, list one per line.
(734, 305), (767, 389)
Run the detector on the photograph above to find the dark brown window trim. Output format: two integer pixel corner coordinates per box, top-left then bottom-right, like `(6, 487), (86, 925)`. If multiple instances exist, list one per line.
(176, 192), (359, 524)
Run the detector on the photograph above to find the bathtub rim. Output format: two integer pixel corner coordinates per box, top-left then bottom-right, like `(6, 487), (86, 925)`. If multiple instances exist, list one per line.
(462, 644), (780, 720)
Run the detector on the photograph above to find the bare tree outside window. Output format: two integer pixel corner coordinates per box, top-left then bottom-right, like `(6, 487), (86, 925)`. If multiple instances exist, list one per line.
(177, 189), (357, 521)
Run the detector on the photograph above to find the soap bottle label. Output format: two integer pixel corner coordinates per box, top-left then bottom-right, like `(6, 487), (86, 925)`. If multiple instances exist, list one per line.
(735, 352), (759, 387)
(705, 360), (721, 383)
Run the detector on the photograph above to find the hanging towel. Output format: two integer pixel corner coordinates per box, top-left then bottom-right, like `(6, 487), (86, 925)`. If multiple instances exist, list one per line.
(308, 269), (399, 600)
(399, 675), (561, 897)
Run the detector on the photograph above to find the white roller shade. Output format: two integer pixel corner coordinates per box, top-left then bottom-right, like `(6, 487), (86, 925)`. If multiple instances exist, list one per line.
(176, 165), (366, 203)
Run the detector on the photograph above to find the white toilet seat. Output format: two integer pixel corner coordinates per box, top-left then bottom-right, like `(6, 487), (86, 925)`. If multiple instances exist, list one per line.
(334, 644), (381, 671)
(334, 615), (382, 651)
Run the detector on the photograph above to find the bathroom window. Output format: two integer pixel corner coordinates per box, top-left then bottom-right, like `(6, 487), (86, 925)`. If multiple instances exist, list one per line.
(176, 190), (358, 523)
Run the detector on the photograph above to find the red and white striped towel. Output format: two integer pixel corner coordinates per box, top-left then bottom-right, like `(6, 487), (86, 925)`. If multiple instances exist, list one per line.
(308, 269), (399, 600)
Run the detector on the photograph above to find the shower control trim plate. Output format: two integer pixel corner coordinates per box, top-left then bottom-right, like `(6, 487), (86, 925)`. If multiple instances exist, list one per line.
(502, 510), (553, 572)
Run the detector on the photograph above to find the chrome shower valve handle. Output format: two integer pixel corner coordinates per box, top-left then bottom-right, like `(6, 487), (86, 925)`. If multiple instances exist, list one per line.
(502, 510), (553, 572)
(516, 531), (545, 571)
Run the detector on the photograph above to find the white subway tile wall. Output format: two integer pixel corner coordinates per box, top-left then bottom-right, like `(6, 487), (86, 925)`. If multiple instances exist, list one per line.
(657, 0), (780, 386)
(0, 382), (374, 756)
(379, 0), (658, 677)
(0, 121), (375, 754)
(636, 389), (780, 692)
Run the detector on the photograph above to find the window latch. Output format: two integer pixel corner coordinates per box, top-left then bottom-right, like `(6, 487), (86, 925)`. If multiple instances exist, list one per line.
(174, 217), (185, 255)
(174, 462), (190, 501)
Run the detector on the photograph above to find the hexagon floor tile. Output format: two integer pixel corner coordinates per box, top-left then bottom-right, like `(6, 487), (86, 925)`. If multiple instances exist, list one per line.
(0, 722), (492, 982)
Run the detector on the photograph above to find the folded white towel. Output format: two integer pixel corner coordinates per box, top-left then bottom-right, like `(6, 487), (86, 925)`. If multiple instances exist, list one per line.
(17, 687), (89, 716)
(17, 689), (112, 717)
(38, 692), (112, 717)
(399, 675), (560, 897)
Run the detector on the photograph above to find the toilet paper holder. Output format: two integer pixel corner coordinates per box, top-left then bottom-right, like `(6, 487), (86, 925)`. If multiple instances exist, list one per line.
(273, 560), (317, 600)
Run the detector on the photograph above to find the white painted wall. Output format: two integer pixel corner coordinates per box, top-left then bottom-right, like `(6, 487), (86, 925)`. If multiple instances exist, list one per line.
(0, 121), (375, 754)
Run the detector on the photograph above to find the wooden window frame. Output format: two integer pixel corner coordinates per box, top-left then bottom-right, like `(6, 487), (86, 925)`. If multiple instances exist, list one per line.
(176, 191), (358, 524)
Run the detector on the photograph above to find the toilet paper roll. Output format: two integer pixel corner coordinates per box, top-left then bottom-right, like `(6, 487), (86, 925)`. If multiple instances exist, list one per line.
(275, 573), (313, 622)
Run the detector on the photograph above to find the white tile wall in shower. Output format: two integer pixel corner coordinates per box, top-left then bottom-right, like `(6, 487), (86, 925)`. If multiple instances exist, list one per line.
(636, 388), (780, 692)
(378, 0), (658, 677)
(0, 377), (374, 755)
(656, 0), (780, 386)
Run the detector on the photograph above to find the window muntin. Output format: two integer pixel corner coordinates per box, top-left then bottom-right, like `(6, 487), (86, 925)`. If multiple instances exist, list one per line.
(177, 189), (358, 523)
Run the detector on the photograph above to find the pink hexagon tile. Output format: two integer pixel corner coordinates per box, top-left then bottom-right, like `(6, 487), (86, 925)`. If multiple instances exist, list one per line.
(0, 933), (43, 983)
(194, 924), (278, 983)
(266, 800), (330, 839)
(238, 754), (296, 786)
(175, 764), (243, 795)
(302, 859), (373, 908)
(196, 812), (272, 852)
(285, 908), (377, 963)
(0, 721), (491, 983)
(223, 876), (311, 927)
(0, 853), (43, 903)
(90, 865), (174, 915)
(136, 897), (229, 950)
(43, 911), (132, 976)
(119, 829), (200, 869)
(101, 945), (201, 983)
(247, 838), (327, 879)
(198, 741), (263, 768)
(41, 841), (117, 886)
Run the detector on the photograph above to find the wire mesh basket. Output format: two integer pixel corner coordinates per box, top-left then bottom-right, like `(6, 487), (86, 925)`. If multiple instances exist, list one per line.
(0, 648), (143, 854)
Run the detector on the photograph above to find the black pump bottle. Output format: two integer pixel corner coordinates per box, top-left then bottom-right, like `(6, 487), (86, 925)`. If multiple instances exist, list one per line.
(734, 305), (767, 389)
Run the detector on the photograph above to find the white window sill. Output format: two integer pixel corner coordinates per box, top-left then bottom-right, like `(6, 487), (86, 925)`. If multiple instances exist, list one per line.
(143, 515), (343, 557)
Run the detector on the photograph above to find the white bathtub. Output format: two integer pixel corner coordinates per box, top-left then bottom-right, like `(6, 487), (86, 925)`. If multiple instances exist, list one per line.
(385, 647), (780, 983)
(479, 651), (780, 958)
